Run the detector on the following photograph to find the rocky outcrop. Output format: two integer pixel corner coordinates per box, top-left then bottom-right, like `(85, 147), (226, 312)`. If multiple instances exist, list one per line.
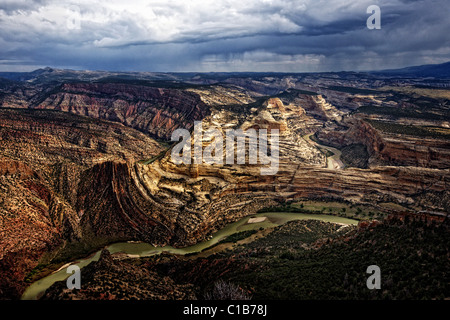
(299, 94), (343, 122)
(33, 82), (209, 140)
(0, 160), (69, 299)
(317, 117), (450, 169)
(77, 161), (174, 245)
(0, 73), (449, 300)
(87, 97), (448, 250)
(0, 108), (163, 299)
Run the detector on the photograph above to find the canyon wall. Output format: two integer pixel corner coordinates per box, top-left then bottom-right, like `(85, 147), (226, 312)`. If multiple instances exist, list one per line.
(33, 82), (209, 140)
(0, 108), (163, 298)
(0, 78), (449, 299)
(317, 117), (450, 169)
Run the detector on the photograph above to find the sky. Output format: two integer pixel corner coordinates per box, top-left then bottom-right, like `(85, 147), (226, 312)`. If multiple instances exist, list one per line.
(0, 0), (449, 72)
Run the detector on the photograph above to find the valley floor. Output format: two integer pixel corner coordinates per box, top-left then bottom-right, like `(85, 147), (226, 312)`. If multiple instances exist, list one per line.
(39, 214), (449, 300)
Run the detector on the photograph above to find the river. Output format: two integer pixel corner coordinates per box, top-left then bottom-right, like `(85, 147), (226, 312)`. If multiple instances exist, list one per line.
(303, 133), (345, 170)
(21, 212), (358, 300)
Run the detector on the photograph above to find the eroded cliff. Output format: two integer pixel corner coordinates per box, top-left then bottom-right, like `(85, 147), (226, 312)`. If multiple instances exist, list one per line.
(0, 74), (449, 299)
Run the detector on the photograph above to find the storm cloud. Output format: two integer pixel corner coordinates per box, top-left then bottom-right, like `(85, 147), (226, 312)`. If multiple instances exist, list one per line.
(0, 0), (449, 72)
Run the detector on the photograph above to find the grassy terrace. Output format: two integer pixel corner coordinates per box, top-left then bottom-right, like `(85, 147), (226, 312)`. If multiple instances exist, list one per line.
(356, 105), (450, 121)
(94, 77), (210, 90)
(327, 86), (381, 95)
(365, 119), (450, 139)
(258, 200), (388, 221)
(379, 86), (450, 100)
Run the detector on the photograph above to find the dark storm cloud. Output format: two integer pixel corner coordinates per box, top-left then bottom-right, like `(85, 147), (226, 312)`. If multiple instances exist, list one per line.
(0, 0), (448, 72)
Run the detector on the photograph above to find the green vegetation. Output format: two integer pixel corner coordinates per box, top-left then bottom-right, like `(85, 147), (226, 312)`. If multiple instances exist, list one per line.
(379, 86), (450, 100)
(0, 107), (100, 125)
(357, 104), (450, 121)
(196, 230), (259, 253)
(213, 230), (258, 246)
(237, 220), (346, 252)
(94, 77), (209, 90)
(139, 149), (169, 165)
(365, 119), (450, 139)
(206, 217), (450, 299)
(24, 264), (47, 283)
(327, 86), (380, 95)
(217, 230), (258, 245)
(24, 232), (131, 284)
(258, 200), (387, 221)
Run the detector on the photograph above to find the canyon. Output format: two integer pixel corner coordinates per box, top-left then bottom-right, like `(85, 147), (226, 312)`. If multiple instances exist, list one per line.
(0, 68), (449, 299)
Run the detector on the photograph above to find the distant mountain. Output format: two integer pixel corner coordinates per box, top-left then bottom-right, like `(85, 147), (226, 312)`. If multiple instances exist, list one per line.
(0, 67), (70, 82)
(372, 61), (450, 78)
(1, 61), (450, 83)
(0, 67), (178, 83)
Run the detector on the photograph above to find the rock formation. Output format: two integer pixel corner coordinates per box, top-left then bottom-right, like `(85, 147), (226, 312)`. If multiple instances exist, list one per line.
(0, 71), (448, 299)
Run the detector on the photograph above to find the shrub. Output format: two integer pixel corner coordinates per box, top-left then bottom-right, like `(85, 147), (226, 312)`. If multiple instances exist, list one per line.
(204, 279), (252, 300)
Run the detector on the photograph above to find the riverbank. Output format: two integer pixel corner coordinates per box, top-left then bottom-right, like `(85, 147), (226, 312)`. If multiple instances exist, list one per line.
(303, 133), (345, 170)
(21, 212), (358, 300)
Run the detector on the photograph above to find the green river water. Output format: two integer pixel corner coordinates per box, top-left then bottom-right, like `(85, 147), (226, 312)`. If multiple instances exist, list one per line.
(21, 212), (358, 300)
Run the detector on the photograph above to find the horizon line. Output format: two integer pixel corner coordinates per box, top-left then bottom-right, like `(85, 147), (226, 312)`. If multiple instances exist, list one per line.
(1, 60), (449, 75)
